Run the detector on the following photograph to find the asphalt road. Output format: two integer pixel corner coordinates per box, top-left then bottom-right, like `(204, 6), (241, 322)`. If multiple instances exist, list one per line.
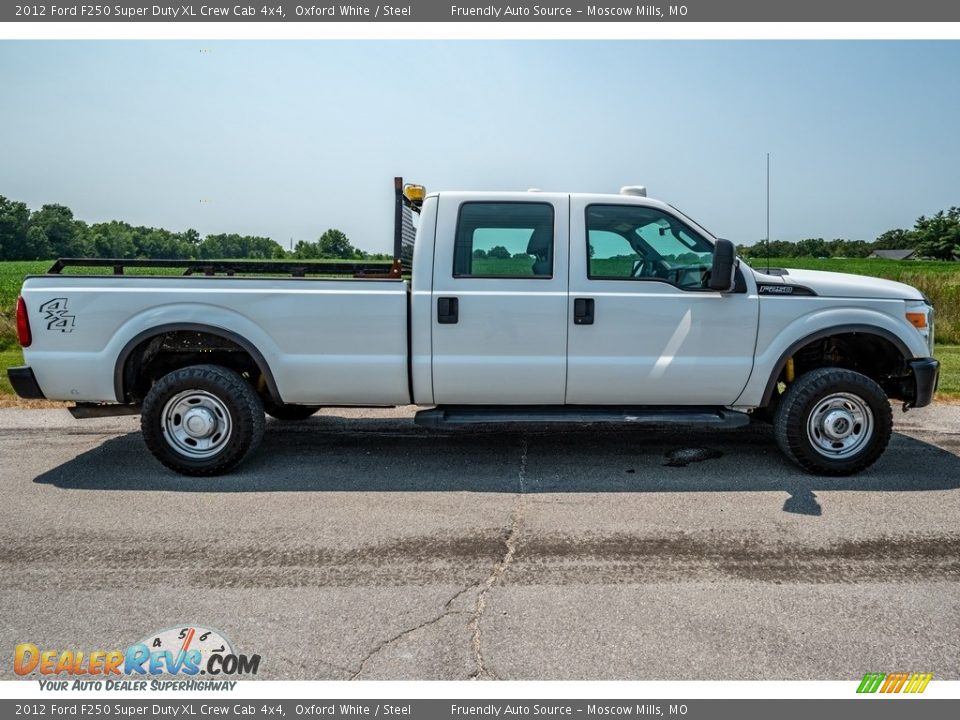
(1, 404), (958, 680)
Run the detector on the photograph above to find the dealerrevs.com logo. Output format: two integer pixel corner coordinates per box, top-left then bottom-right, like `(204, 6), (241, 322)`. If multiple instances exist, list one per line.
(14, 626), (261, 690)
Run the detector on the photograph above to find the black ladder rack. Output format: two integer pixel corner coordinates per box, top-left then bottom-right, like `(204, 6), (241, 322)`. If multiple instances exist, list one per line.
(46, 177), (419, 279)
(46, 257), (399, 278)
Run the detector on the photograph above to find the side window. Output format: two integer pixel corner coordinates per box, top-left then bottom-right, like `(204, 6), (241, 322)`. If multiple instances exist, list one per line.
(453, 202), (554, 278)
(586, 204), (715, 289)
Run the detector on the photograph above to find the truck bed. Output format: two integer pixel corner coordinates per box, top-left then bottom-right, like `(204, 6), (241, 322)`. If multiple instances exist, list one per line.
(20, 273), (411, 406)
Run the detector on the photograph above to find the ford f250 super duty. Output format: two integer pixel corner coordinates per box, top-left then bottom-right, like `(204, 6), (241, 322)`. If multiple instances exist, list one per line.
(8, 178), (939, 476)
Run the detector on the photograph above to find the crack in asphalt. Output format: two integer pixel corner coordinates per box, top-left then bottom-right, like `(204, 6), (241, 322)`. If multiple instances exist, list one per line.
(443, 582), (482, 611)
(349, 585), (472, 680)
(469, 436), (528, 680)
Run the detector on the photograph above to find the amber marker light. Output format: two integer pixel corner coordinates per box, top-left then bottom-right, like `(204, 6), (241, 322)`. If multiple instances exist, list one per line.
(906, 311), (928, 329)
(403, 184), (426, 203)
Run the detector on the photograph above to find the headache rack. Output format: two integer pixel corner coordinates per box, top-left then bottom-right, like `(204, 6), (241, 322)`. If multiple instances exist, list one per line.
(47, 177), (422, 279)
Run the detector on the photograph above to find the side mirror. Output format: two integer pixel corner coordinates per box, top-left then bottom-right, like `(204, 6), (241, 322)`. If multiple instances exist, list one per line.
(708, 238), (737, 292)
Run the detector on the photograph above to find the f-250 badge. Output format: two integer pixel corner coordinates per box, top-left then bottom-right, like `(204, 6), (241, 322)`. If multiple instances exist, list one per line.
(39, 298), (75, 332)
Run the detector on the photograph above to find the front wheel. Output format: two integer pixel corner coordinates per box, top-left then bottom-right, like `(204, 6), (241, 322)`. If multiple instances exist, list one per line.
(773, 367), (892, 476)
(141, 364), (265, 476)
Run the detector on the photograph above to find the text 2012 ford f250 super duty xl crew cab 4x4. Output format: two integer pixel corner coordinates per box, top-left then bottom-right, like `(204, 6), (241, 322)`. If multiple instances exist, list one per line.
(8, 178), (939, 477)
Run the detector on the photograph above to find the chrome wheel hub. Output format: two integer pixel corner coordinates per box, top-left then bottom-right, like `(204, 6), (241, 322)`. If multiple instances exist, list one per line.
(821, 409), (854, 440)
(183, 407), (217, 438)
(162, 390), (232, 459)
(806, 393), (874, 459)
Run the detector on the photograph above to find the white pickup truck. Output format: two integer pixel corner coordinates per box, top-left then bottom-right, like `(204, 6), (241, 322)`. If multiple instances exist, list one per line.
(9, 178), (939, 477)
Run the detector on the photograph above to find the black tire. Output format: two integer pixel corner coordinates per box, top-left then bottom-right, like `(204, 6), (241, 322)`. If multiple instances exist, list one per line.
(141, 364), (265, 476)
(773, 367), (892, 476)
(262, 397), (320, 422)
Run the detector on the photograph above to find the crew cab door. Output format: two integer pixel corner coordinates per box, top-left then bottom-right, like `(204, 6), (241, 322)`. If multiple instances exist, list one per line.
(431, 194), (570, 404)
(565, 198), (758, 405)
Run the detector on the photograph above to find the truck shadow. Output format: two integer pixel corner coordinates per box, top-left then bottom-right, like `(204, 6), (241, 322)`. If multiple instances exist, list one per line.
(33, 416), (960, 515)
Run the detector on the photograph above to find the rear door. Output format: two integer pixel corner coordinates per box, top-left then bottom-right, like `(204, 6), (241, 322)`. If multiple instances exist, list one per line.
(430, 193), (570, 404)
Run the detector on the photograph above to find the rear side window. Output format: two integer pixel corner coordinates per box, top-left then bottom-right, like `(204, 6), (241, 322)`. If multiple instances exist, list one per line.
(453, 202), (554, 278)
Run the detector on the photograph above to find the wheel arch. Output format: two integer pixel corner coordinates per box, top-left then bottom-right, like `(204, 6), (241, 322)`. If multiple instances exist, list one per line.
(758, 324), (912, 407)
(114, 323), (282, 404)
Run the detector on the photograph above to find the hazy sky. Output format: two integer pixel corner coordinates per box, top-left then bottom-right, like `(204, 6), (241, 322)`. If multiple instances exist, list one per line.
(1, 41), (958, 253)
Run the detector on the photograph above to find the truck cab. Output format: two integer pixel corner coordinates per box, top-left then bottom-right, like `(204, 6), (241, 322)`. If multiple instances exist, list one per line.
(413, 190), (757, 407)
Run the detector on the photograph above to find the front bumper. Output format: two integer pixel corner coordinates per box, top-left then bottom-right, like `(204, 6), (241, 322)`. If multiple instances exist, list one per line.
(6, 366), (46, 400)
(906, 358), (940, 408)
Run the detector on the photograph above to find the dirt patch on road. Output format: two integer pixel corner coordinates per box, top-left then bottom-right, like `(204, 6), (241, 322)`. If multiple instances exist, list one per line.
(3, 530), (957, 589)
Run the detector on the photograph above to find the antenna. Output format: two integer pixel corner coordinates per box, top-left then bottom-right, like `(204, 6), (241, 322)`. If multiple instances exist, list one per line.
(765, 152), (771, 273)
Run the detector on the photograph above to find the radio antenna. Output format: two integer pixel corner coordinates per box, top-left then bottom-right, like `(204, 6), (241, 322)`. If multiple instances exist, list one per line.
(765, 152), (771, 273)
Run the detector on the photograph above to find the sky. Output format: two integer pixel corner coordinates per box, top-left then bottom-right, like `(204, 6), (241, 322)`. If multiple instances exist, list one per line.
(1, 40), (958, 254)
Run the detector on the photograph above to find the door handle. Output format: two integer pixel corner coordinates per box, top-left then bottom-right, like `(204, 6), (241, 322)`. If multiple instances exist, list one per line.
(437, 297), (459, 324)
(574, 298), (594, 325)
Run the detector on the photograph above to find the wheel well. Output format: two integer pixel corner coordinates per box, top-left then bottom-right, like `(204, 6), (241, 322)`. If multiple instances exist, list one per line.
(765, 332), (911, 407)
(116, 329), (280, 404)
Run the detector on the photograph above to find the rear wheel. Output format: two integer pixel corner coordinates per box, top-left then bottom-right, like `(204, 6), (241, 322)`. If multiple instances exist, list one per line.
(142, 364), (265, 476)
(774, 367), (892, 476)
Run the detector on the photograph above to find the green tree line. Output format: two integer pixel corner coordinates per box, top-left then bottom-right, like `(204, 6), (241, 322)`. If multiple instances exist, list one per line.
(2, 195), (957, 263)
(738, 207), (960, 261)
(0, 196), (391, 261)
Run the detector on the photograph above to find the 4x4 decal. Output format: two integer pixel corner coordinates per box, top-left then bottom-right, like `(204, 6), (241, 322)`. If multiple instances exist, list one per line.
(39, 298), (75, 332)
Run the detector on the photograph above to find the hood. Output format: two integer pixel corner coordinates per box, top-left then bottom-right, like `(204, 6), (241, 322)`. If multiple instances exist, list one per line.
(753, 267), (925, 301)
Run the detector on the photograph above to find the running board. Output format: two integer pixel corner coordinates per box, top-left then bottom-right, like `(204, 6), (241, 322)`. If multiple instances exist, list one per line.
(69, 403), (141, 419)
(414, 406), (750, 429)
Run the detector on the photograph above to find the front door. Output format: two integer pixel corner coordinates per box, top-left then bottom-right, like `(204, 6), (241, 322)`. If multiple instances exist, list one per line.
(565, 199), (759, 405)
(431, 194), (570, 404)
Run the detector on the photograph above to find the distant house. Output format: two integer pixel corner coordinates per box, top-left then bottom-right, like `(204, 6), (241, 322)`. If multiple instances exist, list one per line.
(869, 249), (916, 260)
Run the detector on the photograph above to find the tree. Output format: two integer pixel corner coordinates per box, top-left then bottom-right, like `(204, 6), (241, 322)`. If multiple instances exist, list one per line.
(0, 193), (418, 262)
(0, 196), (31, 259)
(873, 228), (915, 250)
(246, 236), (285, 259)
(826, 238), (871, 258)
(487, 245), (511, 260)
(912, 208), (960, 260)
(24, 225), (53, 259)
(29, 204), (90, 258)
(739, 239), (797, 259)
(472, 248), (488, 259)
(89, 221), (137, 258)
(292, 239), (320, 259)
(137, 228), (197, 259)
(794, 237), (830, 257)
(291, 229), (362, 260)
(180, 228), (201, 251)
(317, 229), (360, 259)
(199, 233), (283, 259)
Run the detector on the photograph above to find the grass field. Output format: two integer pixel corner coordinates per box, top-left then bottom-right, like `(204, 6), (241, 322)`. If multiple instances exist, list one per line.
(0, 349), (21, 395)
(935, 345), (960, 396)
(1, 258), (957, 398)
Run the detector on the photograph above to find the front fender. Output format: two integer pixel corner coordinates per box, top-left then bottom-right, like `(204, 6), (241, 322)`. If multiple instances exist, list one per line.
(735, 304), (927, 407)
